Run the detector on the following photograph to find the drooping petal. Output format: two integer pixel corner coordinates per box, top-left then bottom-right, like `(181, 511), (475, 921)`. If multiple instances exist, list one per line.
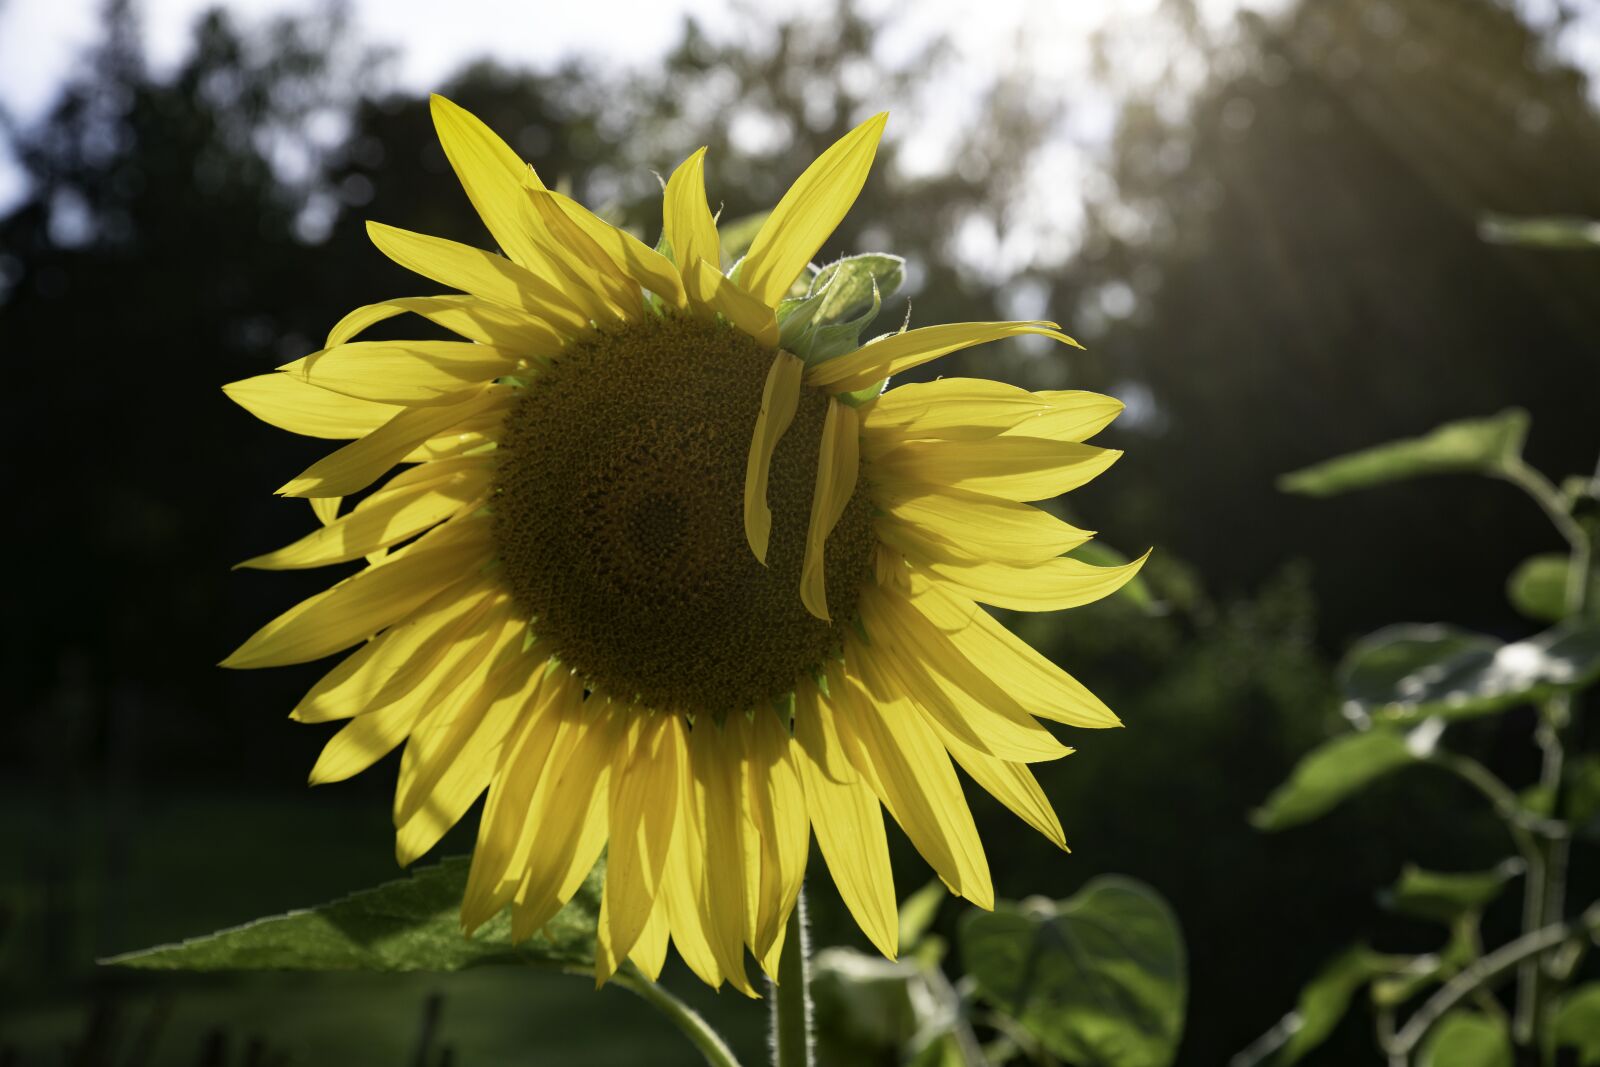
(794, 677), (898, 959)
(858, 587), (1070, 763)
(221, 517), (492, 669)
(308, 593), (513, 784)
(738, 711), (808, 970)
(743, 351), (804, 563)
(461, 668), (572, 932)
(596, 714), (683, 985)
(869, 435), (1120, 504)
(906, 571), (1122, 728)
(739, 113), (888, 308)
(663, 148), (722, 288)
(693, 722), (759, 993)
(800, 399), (860, 620)
(507, 692), (619, 940)
(688, 259), (779, 346)
(932, 726), (1068, 850)
(394, 641), (542, 865)
(836, 649), (993, 909)
(222, 374), (402, 440)
(806, 321), (1081, 394)
(277, 385), (512, 499)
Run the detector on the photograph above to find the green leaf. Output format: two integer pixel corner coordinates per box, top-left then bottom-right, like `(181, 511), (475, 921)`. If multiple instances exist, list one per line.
(1508, 553), (1597, 623)
(1339, 621), (1600, 726)
(897, 879), (946, 951)
(1479, 214), (1600, 250)
(1252, 729), (1417, 832)
(1278, 410), (1528, 496)
(960, 876), (1186, 1067)
(1418, 1009), (1512, 1067)
(1553, 983), (1600, 1066)
(1069, 542), (1158, 612)
(103, 857), (602, 973)
(1382, 863), (1519, 925)
(1278, 946), (1390, 1064)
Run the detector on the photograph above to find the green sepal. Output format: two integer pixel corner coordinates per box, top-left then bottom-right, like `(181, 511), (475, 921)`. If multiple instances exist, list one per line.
(800, 276), (883, 364)
(809, 253), (904, 323)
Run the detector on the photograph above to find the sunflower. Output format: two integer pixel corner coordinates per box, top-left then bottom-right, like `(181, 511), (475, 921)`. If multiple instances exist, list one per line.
(222, 96), (1144, 992)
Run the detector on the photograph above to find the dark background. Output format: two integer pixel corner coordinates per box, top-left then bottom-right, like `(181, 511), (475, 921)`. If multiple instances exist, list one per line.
(3, 0), (1599, 1062)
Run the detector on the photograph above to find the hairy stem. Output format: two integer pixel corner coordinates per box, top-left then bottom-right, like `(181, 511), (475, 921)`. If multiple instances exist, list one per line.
(609, 969), (745, 1067)
(771, 888), (814, 1067)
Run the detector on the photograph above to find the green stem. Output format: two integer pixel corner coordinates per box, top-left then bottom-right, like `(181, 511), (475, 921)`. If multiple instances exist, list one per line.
(1500, 458), (1585, 553)
(612, 969), (745, 1067)
(771, 887), (814, 1067)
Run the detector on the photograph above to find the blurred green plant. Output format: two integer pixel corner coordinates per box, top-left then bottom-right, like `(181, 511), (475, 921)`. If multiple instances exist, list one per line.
(1237, 384), (1600, 1063)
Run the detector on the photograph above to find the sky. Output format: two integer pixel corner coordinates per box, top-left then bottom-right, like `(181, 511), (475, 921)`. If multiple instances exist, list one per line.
(0, 0), (1279, 214)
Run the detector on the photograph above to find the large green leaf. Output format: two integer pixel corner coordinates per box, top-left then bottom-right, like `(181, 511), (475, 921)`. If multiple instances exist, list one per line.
(1252, 729), (1418, 832)
(1417, 1010), (1512, 1067)
(959, 877), (1186, 1067)
(1553, 983), (1600, 1066)
(1278, 946), (1390, 1065)
(103, 857), (602, 973)
(1479, 214), (1600, 250)
(1383, 863), (1518, 925)
(1278, 409), (1528, 496)
(1339, 622), (1600, 726)
(1507, 553), (1598, 623)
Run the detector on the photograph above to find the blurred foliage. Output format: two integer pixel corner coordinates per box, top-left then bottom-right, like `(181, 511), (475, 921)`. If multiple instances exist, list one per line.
(3, 0), (1599, 1062)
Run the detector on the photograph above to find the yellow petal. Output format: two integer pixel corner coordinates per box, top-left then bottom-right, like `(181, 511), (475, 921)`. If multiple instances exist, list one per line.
(688, 259), (779, 346)
(907, 572), (1121, 728)
(693, 721), (758, 993)
(806, 321), (1081, 394)
(663, 148), (722, 290)
(461, 668), (569, 931)
(430, 94), (548, 271)
(366, 221), (591, 336)
(221, 516), (491, 669)
(870, 436), (1120, 503)
(936, 726), (1067, 850)
(741, 351), (804, 562)
(596, 714), (683, 985)
(290, 573), (499, 723)
(392, 609), (525, 818)
(240, 458), (490, 571)
(875, 486), (1090, 567)
(277, 384), (511, 499)
(861, 379), (1122, 454)
(309, 593), (512, 785)
(739, 113), (888, 308)
(326, 294), (564, 355)
(394, 643), (541, 865)
(537, 189), (687, 308)
(920, 549), (1150, 613)
(857, 587), (1070, 763)
(838, 649), (993, 909)
(522, 187), (641, 324)
(794, 677), (898, 959)
(629, 894), (672, 981)
(507, 695), (619, 941)
(278, 341), (522, 406)
(740, 711), (808, 966)
(401, 430), (496, 465)
(798, 399), (860, 621)
(223, 374), (402, 440)
(661, 733), (727, 990)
